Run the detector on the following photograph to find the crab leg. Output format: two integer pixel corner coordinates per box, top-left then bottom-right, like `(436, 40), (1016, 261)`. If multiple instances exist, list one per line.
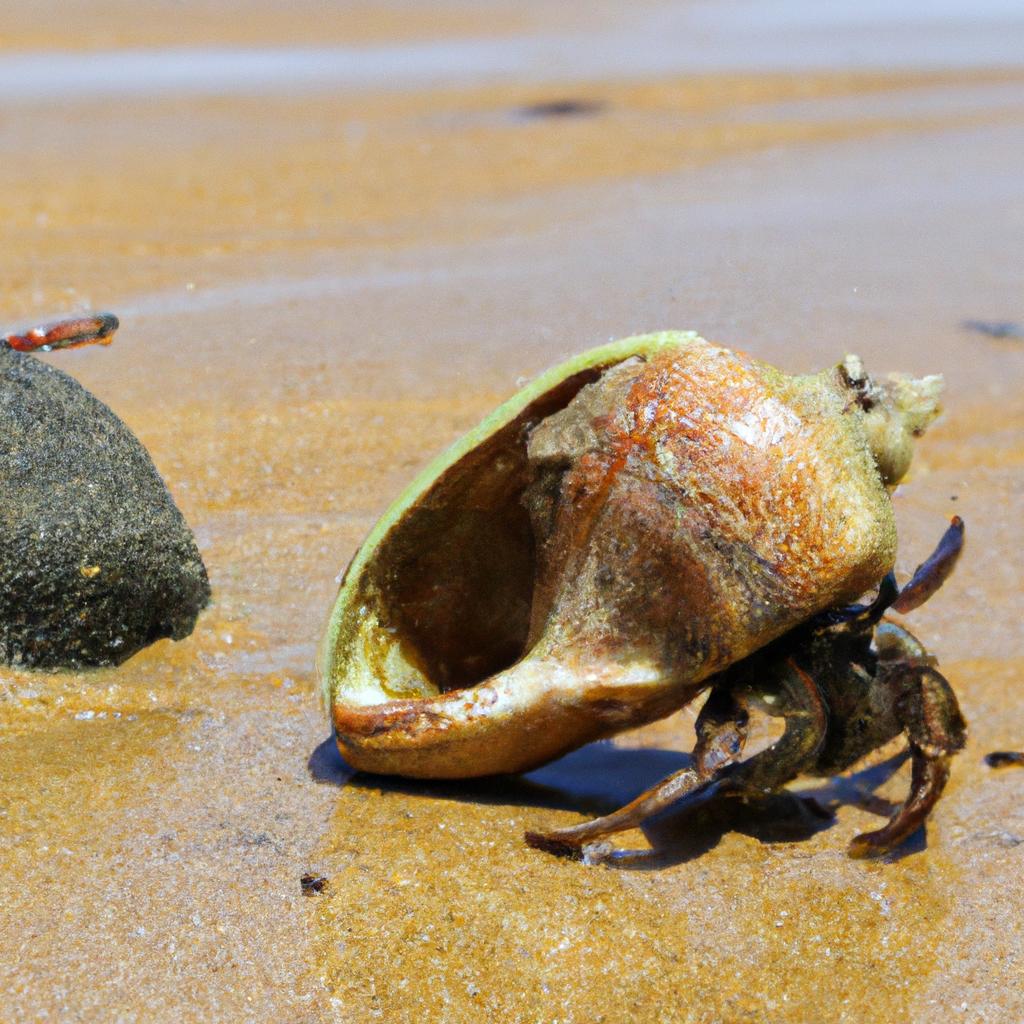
(525, 655), (836, 860)
(524, 764), (721, 859)
(524, 688), (749, 856)
(848, 665), (966, 858)
(847, 748), (952, 858)
(2, 313), (119, 352)
(524, 689), (749, 859)
(714, 658), (829, 795)
(892, 516), (965, 614)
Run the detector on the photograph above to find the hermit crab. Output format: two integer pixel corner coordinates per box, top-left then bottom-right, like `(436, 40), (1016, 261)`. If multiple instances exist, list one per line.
(320, 331), (964, 860)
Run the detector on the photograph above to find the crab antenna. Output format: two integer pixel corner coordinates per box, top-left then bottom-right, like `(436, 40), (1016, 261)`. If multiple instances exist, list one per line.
(2, 313), (119, 353)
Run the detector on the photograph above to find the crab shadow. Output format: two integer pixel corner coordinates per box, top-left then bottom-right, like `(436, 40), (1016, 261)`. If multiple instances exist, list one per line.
(308, 736), (922, 867)
(307, 734), (689, 814)
(613, 749), (922, 870)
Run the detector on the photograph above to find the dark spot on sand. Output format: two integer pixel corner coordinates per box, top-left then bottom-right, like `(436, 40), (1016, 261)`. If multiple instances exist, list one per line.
(984, 751), (1024, 768)
(518, 99), (606, 120)
(961, 320), (1024, 339)
(301, 873), (329, 895)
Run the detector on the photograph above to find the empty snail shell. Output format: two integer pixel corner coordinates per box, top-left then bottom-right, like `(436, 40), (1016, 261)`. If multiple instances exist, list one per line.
(320, 332), (942, 779)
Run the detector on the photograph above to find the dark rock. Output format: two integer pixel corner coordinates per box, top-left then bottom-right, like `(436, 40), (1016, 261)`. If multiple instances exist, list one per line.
(0, 346), (210, 668)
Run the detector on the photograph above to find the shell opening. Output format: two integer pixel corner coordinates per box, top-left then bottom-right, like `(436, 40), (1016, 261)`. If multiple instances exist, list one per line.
(333, 366), (612, 704)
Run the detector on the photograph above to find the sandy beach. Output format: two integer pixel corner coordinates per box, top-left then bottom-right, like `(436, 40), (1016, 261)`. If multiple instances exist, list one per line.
(2, 2), (1023, 1020)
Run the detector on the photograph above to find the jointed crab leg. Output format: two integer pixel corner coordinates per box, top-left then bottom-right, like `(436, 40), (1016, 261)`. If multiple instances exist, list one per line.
(525, 658), (831, 860)
(847, 747), (953, 858)
(848, 663), (966, 857)
(524, 690), (751, 859)
(524, 765), (721, 859)
(892, 516), (964, 614)
(2, 312), (119, 353)
(716, 660), (829, 795)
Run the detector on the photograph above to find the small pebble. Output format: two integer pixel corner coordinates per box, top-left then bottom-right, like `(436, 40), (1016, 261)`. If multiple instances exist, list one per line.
(301, 873), (329, 896)
(984, 751), (1024, 768)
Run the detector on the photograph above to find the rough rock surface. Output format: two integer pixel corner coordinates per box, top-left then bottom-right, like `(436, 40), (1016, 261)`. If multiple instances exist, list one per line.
(0, 346), (210, 667)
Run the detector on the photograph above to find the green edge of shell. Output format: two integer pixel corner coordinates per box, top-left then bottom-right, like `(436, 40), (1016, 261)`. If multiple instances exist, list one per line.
(317, 330), (704, 711)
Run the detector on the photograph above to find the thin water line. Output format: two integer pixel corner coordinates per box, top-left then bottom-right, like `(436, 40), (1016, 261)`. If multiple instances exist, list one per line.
(1, 1), (1022, 103)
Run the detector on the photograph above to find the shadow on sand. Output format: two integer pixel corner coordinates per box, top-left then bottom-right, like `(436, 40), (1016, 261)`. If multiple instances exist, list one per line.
(308, 735), (925, 868)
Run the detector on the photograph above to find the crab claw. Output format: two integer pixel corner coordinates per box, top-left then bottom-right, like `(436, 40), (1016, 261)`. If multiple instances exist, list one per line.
(2, 313), (119, 353)
(891, 516), (964, 614)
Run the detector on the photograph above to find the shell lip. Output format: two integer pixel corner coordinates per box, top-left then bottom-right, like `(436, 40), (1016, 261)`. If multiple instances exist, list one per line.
(318, 330), (705, 712)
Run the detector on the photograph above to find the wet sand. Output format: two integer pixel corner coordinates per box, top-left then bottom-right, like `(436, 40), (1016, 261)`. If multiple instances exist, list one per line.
(2, 2), (1023, 1021)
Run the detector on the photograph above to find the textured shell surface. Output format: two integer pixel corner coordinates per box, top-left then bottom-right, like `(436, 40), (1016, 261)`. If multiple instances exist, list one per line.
(321, 331), (938, 779)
